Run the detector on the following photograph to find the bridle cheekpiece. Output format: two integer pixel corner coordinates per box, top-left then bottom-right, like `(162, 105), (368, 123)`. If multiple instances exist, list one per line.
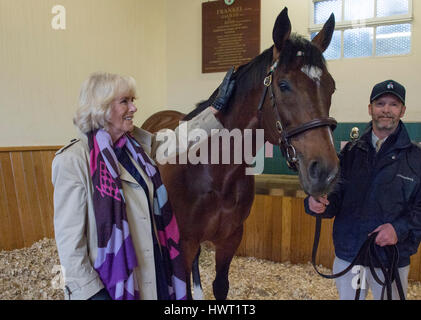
(257, 53), (337, 171)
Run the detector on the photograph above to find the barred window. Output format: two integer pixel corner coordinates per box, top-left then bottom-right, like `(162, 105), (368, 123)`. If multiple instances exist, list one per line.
(310, 0), (412, 60)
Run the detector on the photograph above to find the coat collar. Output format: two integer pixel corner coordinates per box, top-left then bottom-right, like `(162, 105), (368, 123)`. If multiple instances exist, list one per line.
(77, 126), (153, 155)
(131, 126), (153, 155)
(358, 120), (412, 153)
(77, 129), (146, 185)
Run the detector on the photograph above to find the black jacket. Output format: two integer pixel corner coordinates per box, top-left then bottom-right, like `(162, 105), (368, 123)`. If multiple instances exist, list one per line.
(305, 121), (421, 267)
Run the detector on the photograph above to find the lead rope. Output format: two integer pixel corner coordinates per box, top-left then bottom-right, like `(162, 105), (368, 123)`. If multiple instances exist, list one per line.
(311, 216), (405, 300)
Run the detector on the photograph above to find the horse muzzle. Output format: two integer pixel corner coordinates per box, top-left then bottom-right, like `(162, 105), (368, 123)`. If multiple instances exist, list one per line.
(300, 156), (339, 197)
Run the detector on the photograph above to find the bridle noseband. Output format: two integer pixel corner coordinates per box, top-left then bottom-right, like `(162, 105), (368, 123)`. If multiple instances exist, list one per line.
(256, 57), (337, 171)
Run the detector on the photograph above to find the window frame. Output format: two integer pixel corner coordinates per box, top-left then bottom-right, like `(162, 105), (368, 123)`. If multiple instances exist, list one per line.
(309, 0), (413, 59)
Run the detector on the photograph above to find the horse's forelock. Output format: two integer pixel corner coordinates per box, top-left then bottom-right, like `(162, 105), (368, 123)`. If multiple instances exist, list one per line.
(280, 34), (326, 71)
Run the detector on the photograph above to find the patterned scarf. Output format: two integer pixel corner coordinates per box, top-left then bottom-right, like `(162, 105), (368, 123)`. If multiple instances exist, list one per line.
(88, 129), (187, 300)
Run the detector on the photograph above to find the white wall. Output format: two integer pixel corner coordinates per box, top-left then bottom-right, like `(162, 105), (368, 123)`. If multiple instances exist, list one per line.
(0, 0), (167, 146)
(165, 0), (421, 122)
(0, 0), (419, 146)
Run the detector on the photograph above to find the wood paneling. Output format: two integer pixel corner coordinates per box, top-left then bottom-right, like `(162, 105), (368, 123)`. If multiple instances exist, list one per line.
(237, 194), (421, 282)
(0, 147), (59, 251)
(1, 148), (421, 282)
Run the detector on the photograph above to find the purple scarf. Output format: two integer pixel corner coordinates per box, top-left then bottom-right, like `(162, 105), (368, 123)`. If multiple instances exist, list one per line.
(88, 129), (187, 300)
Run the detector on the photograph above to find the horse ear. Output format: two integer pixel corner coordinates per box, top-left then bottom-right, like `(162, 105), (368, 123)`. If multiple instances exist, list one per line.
(272, 7), (291, 54)
(312, 13), (335, 53)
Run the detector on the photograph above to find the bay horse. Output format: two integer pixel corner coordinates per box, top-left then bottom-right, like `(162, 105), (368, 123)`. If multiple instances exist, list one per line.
(142, 7), (338, 300)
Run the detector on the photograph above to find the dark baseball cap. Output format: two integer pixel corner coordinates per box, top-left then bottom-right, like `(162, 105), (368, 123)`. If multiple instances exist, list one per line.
(370, 80), (406, 104)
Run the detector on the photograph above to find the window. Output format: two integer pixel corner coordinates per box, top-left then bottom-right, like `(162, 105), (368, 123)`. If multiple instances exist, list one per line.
(310, 0), (412, 60)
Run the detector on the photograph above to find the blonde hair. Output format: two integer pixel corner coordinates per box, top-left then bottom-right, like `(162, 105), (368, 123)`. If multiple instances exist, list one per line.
(73, 72), (137, 133)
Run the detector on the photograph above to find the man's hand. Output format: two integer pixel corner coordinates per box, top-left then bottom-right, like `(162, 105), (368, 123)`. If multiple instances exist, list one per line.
(211, 67), (236, 113)
(308, 195), (329, 214)
(369, 223), (398, 247)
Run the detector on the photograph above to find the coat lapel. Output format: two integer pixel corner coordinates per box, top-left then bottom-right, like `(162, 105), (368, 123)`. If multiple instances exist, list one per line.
(119, 162), (139, 185)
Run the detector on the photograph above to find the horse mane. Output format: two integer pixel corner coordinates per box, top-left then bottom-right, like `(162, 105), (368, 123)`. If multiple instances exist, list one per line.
(183, 33), (325, 120)
(183, 48), (273, 120)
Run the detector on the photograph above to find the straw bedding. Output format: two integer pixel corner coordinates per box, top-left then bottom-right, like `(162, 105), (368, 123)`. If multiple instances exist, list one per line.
(1, 238), (420, 300)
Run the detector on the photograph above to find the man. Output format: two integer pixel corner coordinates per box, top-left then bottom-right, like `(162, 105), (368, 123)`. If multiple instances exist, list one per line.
(305, 80), (421, 300)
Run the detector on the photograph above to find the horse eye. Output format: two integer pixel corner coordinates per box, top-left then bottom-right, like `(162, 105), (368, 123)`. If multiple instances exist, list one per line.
(279, 80), (291, 92)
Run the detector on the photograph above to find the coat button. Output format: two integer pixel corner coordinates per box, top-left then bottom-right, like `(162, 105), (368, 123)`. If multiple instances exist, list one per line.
(392, 155), (396, 160)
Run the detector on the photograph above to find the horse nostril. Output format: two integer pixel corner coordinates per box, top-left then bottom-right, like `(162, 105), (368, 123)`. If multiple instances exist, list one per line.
(308, 160), (339, 186)
(308, 160), (321, 181)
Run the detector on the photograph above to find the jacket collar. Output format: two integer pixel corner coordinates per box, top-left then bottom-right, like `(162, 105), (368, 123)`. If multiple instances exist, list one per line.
(131, 126), (153, 155)
(77, 129), (142, 185)
(78, 126), (153, 155)
(358, 120), (412, 152)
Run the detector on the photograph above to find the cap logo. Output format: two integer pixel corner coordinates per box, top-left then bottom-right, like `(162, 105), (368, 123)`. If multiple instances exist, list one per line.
(387, 82), (394, 90)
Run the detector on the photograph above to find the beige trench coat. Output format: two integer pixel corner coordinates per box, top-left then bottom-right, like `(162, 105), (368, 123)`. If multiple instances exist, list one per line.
(52, 108), (222, 300)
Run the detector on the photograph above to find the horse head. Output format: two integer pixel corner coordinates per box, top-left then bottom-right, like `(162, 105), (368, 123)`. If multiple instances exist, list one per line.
(259, 8), (339, 197)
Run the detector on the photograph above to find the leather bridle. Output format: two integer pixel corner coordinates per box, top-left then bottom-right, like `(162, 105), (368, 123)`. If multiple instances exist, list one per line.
(257, 58), (338, 171)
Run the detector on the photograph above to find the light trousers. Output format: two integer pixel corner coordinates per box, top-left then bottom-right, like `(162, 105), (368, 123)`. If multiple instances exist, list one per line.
(332, 256), (409, 300)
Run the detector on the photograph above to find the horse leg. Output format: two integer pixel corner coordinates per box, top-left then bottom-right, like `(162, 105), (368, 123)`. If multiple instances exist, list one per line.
(192, 246), (204, 300)
(180, 239), (200, 300)
(212, 225), (244, 300)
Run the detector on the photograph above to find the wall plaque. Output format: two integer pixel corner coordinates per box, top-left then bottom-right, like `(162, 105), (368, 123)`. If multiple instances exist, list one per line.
(202, 0), (261, 73)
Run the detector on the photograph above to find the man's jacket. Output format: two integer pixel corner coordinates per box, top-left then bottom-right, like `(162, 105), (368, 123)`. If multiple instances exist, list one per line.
(305, 121), (421, 267)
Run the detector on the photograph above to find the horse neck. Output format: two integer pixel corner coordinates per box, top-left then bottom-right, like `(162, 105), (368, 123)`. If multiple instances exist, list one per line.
(211, 86), (265, 171)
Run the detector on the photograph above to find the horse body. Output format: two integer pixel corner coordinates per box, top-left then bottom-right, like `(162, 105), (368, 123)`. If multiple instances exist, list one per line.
(142, 7), (338, 299)
(143, 118), (255, 299)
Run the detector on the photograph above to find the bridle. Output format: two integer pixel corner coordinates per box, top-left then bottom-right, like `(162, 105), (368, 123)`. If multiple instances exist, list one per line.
(256, 57), (338, 171)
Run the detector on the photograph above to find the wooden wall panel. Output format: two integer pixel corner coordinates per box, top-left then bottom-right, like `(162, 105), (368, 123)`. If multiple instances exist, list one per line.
(1, 147), (421, 282)
(271, 196), (284, 262)
(0, 147), (59, 251)
(0, 152), (25, 250)
(0, 160), (10, 249)
(410, 248), (421, 281)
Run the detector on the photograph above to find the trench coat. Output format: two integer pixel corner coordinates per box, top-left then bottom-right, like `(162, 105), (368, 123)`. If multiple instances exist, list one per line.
(52, 108), (222, 300)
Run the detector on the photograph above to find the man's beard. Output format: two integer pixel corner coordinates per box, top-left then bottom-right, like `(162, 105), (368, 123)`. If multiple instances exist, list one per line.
(373, 116), (399, 131)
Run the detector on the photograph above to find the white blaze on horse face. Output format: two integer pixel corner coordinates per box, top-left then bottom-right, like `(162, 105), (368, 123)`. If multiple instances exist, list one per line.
(301, 65), (323, 85)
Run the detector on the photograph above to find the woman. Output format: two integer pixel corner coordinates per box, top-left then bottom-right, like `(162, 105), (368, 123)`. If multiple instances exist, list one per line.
(52, 70), (234, 300)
